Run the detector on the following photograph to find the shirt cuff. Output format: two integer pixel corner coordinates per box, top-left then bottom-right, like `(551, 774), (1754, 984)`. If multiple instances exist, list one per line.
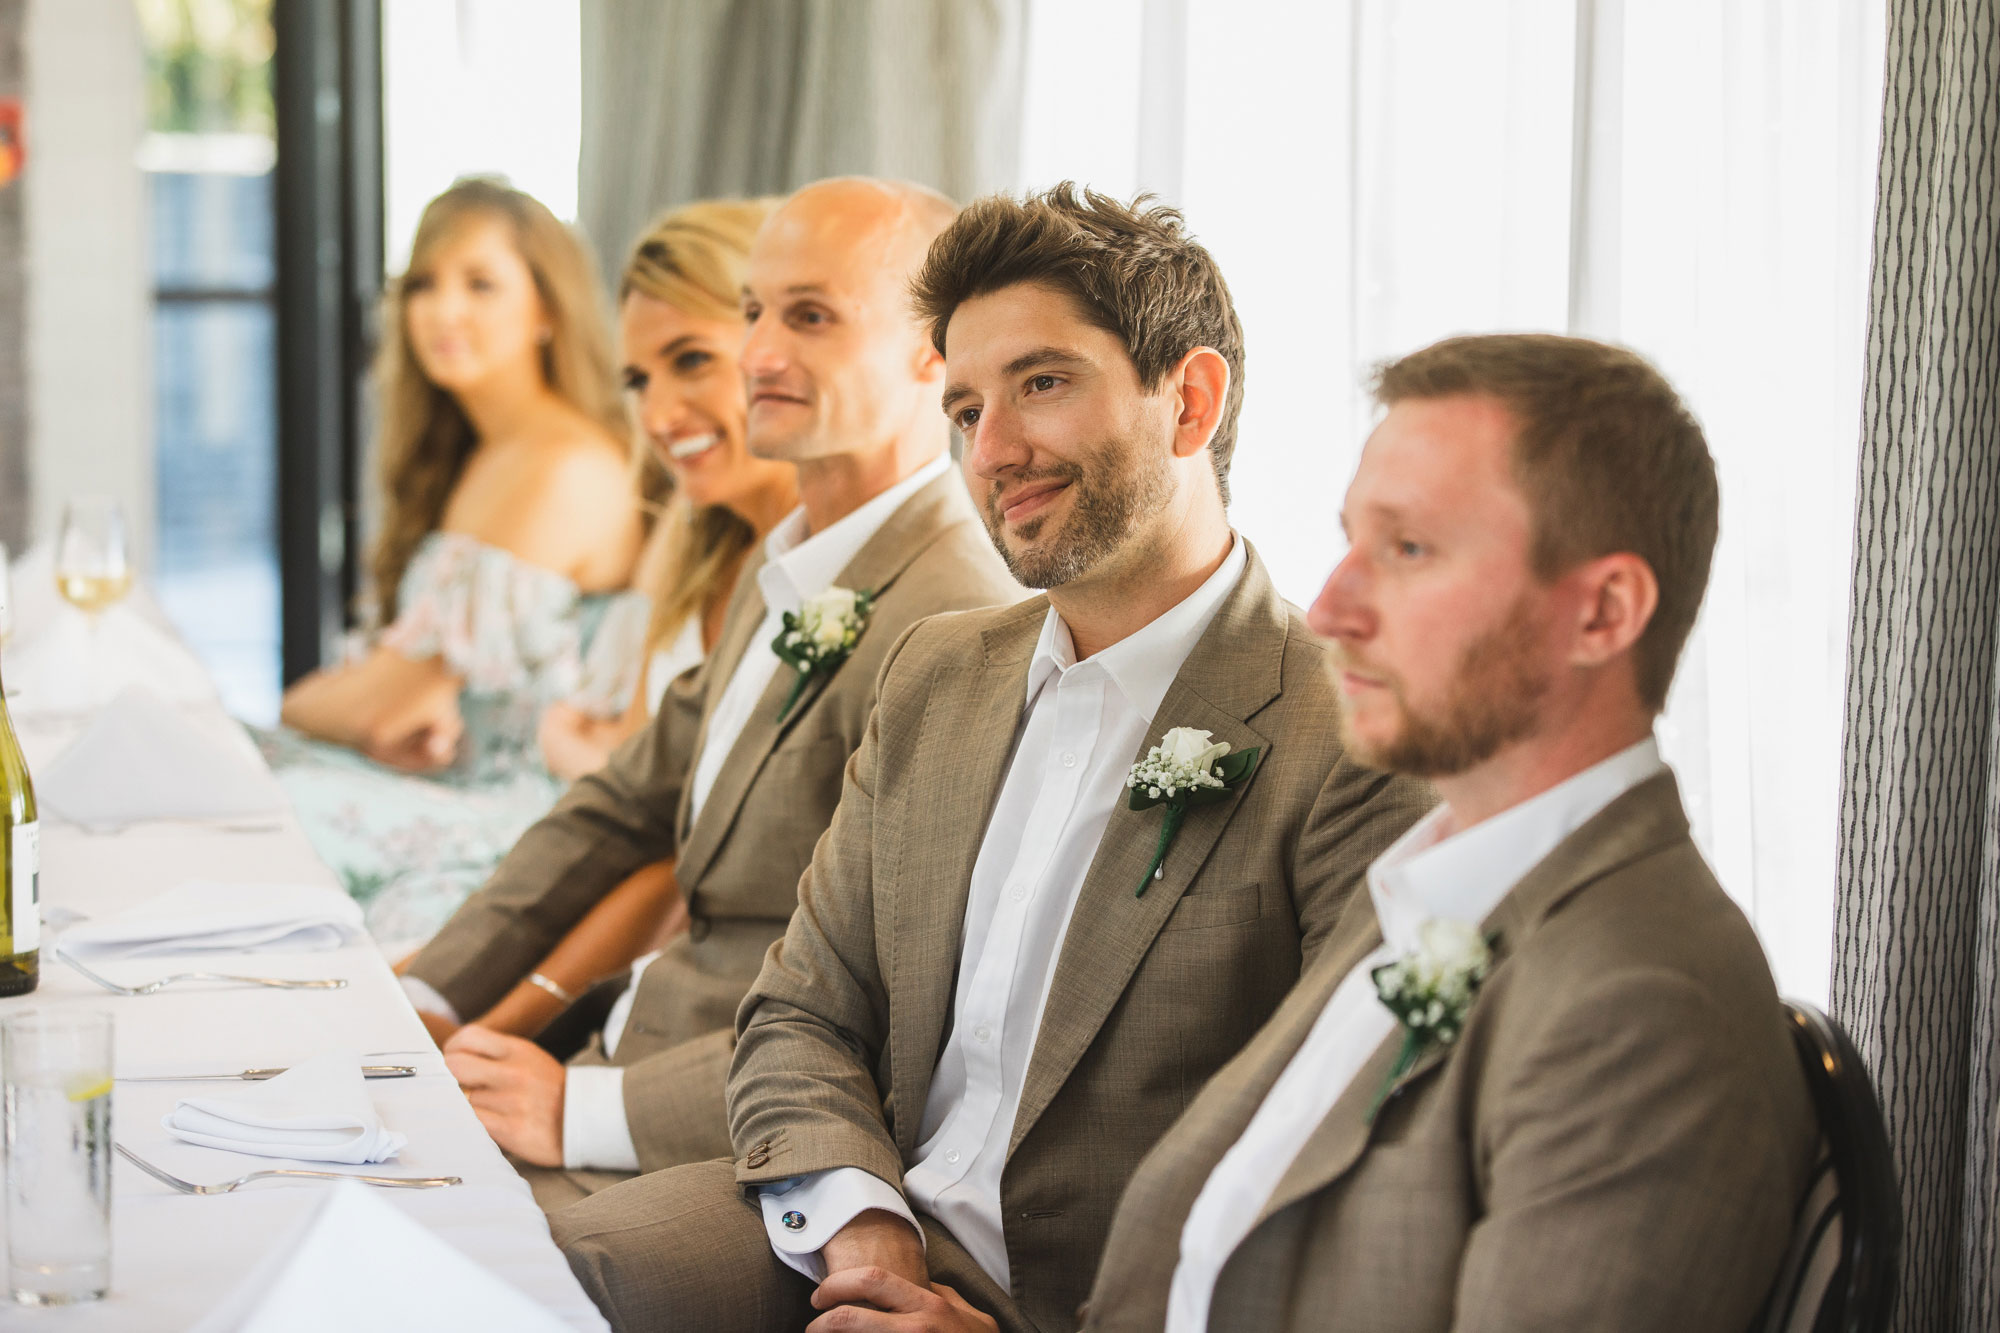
(561, 1065), (640, 1173)
(399, 975), (460, 1025)
(757, 1168), (923, 1282)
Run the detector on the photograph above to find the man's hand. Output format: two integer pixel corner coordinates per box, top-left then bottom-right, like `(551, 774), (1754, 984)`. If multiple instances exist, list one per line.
(417, 1008), (460, 1048)
(807, 1272), (997, 1333)
(442, 1024), (565, 1167)
(819, 1210), (929, 1290)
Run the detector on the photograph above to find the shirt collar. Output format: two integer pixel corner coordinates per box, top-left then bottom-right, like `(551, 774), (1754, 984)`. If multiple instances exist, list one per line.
(756, 454), (952, 613)
(1368, 737), (1666, 952)
(1024, 534), (1247, 717)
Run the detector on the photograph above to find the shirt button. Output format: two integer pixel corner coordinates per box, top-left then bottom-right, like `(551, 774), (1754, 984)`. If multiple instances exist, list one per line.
(1010, 885), (1028, 903)
(1061, 751), (1077, 768)
(974, 1024), (992, 1043)
(945, 1149), (961, 1165)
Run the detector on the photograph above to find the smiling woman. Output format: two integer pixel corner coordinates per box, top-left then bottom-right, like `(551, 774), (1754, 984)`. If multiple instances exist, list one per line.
(256, 178), (651, 953)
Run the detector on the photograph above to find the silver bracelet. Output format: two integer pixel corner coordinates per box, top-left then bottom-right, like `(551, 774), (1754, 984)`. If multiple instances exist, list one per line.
(527, 972), (577, 1006)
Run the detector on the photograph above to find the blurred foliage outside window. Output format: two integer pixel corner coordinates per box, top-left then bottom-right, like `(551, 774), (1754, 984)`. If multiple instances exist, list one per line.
(135, 0), (274, 136)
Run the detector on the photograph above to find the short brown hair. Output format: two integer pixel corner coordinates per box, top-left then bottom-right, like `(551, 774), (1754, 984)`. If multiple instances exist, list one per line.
(911, 183), (1247, 503)
(1372, 334), (1719, 712)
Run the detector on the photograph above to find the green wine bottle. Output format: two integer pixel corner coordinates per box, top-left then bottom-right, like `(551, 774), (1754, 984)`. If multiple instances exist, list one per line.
(0, 619), (37, 996)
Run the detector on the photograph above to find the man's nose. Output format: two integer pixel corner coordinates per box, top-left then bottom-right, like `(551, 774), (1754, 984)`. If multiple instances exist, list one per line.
(740, 313), (785, 378)
(963, 403), (1030, 481)
(1307, 550), (1372, 642)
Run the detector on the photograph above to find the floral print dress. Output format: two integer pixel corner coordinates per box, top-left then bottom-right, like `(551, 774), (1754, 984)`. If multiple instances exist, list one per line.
(255, 533), (649, 954)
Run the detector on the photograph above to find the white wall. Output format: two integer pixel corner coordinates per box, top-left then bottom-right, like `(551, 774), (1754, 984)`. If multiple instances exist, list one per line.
(24, 0), (151, 563)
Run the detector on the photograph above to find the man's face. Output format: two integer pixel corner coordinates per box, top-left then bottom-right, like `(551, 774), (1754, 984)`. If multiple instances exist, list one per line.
(942, 282), (1178, 589)
(738, 192), (938, 461)
(1309, 395), (1561, 777)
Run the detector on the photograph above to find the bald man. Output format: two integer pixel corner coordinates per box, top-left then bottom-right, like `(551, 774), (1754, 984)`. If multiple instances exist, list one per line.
(401, 178), (1021, 1211)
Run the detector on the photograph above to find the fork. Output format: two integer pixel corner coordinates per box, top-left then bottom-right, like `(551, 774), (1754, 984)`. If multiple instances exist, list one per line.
(58, 951), (347, 997)
(115, 1143), (461, 1193)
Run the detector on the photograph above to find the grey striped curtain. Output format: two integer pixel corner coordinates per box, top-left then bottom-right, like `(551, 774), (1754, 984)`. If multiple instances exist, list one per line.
(577, 0), (1025, 286)
(1833, 2), (2000, 1331)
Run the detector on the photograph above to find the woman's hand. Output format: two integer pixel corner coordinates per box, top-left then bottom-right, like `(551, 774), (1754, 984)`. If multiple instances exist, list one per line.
(538, 701), (637, 781)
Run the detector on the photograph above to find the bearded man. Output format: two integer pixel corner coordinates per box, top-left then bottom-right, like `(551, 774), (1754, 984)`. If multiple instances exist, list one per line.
(548, 185), (1433, 1332)
(1082, 334), (1818, 1332)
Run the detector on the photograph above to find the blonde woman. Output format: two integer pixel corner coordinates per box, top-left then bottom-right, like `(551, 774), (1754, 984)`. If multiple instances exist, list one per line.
(451, 198), (799, 1039)
(536, 198), (797, 781)
(263, 179), (650, 953)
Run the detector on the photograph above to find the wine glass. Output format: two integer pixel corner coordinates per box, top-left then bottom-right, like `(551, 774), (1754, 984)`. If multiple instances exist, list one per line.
(54, 497), (132, 706)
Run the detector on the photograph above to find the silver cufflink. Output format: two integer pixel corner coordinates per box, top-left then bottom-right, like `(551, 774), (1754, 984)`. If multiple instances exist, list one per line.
(782, 1210), (806, 1231)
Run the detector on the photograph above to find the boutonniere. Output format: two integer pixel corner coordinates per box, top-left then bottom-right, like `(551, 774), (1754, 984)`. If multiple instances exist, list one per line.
(1366, 919), (1494, 1123)
(771, 586), (875, 723)
(1124, 727), (1262, 897)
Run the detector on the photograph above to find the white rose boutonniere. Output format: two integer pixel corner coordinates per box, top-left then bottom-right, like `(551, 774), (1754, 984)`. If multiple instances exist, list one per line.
(1366, 919), (1495, 1122)
(1124, 726), (1263, 897)
(771, 586), (875, 723)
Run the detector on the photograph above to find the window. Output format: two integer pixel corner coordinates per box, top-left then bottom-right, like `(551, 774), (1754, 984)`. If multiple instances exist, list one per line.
(137, 0), (279, 723)
(1019, 0), (1888, 1001)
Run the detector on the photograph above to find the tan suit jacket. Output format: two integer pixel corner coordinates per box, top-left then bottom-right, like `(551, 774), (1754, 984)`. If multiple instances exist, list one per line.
(1083, 772), (1817, 1333)
(407, 471), (1021, 1172)
(725, 544), (1433, 1333)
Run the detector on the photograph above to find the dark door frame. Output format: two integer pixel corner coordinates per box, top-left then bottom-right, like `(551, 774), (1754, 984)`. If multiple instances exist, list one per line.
(272, 0), (381, 684)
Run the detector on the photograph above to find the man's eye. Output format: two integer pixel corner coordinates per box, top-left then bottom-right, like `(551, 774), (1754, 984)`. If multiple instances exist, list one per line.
(1395, 539), (1425, 559)
(793, 307), (827, 327)
(955, 407), (982, 430)
(1028, 374), (1058, 393)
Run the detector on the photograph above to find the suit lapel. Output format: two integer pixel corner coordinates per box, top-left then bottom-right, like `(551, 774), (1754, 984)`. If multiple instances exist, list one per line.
(888, 599), (1047, 1154)
(677, 473), (973, 889)
(1007, 550), (1291, 1156)
(1251, 771), (1696, 1224)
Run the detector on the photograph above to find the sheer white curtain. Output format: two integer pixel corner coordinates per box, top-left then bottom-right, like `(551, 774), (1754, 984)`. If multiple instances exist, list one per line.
(1018, 0), (1886, 1001)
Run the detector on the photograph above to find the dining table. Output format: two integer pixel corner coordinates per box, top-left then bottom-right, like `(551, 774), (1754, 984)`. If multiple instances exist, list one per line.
(0, 671), (611, 1328)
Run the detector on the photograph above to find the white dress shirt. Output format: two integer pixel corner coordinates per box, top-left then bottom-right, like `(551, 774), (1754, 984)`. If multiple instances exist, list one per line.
(759, 536), (1248, 1286)
(401, 456), (953, 1175)
(1163, 737), (1666, 1333)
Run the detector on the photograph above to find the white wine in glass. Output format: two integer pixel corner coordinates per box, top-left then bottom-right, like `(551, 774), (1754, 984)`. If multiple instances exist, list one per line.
(54, 498), (132, 707)
(54, 499), (132, 617)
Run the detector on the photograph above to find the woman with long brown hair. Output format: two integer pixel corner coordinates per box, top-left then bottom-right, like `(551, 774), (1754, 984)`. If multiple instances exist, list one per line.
(430, 197), (800, 1039)
(263, 178), (650, 952)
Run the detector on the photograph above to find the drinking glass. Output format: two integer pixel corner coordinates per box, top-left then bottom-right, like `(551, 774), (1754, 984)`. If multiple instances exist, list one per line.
(53, 498), (131, 707)
(3, 1010), (113, 1305)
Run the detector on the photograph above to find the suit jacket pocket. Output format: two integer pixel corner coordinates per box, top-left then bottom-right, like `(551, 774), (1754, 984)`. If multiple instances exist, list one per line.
(1162, 881), (1262, 932)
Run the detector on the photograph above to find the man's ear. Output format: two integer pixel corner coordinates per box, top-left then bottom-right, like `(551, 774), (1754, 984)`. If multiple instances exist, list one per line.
(1170, 347), (1230, 460)
(913, 338), (945, 383)
(1568, 552), (1659, 669)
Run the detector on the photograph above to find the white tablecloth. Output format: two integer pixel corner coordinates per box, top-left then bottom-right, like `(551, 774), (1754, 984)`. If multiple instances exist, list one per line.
(0, 705), (610, 1331)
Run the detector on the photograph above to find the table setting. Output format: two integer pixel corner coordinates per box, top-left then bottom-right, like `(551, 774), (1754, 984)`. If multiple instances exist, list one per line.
(0, 528), (608, 1329)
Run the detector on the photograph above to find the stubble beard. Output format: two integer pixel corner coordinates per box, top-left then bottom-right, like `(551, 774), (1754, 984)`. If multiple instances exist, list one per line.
(1338, 600), (1553, 778)
(980, 433), (1175, 590)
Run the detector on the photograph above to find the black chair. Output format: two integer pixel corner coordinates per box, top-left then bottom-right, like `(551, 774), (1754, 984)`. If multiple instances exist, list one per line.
(1758, 1000), (1901, 1333)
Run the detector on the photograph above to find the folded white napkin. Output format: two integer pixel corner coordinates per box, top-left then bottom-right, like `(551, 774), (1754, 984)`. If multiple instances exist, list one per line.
(36, 685), (284, 828)
(191, 1181), (573, 1333)
(162, 1050), (407, 1165)
(58, 880), (362, 959)
(6, 601), (216, 714)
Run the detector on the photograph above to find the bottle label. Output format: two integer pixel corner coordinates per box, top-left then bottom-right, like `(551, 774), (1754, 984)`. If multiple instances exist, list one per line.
(10, 819), (36, 954)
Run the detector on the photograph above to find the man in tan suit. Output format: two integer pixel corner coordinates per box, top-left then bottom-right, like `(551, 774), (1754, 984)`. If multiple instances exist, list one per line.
(1083, 334), (1818, 1332)
(549, 187), (1431, 1331)
(399, 178), (1020, 1208)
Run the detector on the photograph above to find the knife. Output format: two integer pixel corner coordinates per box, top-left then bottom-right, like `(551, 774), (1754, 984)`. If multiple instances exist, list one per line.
(116, 1065), (418, 1082)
